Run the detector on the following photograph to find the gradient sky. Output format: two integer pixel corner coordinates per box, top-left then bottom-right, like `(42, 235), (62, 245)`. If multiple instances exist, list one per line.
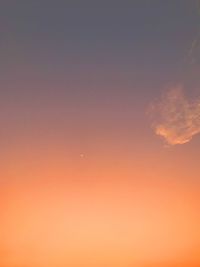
(0, 1), (200, 267)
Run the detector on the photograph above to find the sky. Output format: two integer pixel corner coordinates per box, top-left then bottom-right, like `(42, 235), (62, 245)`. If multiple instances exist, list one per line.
(0, 1), (200, 267)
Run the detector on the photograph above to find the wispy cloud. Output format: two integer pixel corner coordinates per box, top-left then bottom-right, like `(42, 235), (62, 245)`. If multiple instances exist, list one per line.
(185, 0), (200, 65)
(150, 85), (200, 145)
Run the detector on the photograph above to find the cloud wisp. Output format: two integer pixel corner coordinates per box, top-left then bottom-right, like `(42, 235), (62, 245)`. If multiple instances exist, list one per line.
(150, 85), (200, 145)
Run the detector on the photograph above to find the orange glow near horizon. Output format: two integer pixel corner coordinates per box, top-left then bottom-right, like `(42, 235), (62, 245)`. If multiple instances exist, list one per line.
(1, 147), (200, 267)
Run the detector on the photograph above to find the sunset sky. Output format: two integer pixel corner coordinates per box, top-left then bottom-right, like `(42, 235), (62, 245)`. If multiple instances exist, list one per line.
(0, 1), (200, 267)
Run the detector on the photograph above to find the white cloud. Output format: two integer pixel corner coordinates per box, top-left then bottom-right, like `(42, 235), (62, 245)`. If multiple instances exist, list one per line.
(150, 85), (200, 145)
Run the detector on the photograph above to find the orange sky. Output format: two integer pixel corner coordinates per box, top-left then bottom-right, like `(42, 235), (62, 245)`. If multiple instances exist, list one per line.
(0, 140), (200, 267)
(1, 2), (200, 266)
